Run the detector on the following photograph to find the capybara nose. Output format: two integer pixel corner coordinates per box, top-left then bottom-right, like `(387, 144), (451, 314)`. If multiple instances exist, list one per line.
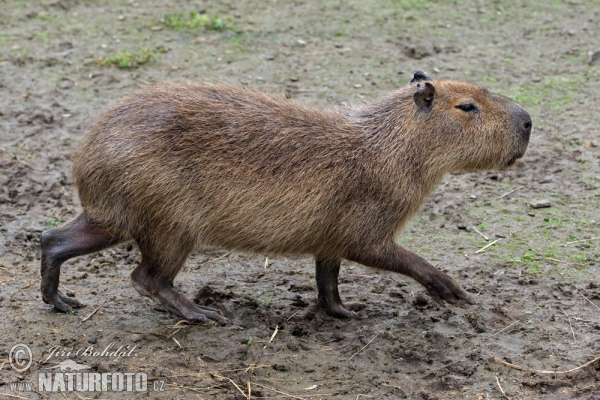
(513, 106), (532, 142)
(523, 117), (532, 136)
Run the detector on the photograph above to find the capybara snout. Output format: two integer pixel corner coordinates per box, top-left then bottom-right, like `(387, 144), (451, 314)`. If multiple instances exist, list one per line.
(41, 71), (531, 324)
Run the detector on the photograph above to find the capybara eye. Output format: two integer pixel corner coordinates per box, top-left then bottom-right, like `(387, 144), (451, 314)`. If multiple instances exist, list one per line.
(455, 103), (478, 113)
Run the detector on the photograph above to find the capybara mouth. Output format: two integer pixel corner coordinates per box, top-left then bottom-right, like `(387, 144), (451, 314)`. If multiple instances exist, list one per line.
(506, 149), (526, 166)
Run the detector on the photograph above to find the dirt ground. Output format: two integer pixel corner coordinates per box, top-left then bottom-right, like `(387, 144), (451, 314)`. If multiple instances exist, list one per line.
(1, 0), (599, 399)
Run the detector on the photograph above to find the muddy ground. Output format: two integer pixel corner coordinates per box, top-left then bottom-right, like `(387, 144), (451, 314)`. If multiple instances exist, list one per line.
(1, 0), (599, 399)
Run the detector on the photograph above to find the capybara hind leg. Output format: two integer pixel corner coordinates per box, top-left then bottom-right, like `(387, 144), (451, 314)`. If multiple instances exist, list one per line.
(347, 242), (474, 305)
(315, 257), (366, 318)
(131, 246), (230, 325)
(41, 213), (123, 313)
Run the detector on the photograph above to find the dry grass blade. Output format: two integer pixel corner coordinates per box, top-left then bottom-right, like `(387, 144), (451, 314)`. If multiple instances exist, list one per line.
(472, 226), (489, 241)
(165, 383), (209, 394)
(495, 185), (523, 200)
(286, 308), (301, 321)
(496, 376), (511, 400)
(475, 239), (498, 254)
(198, 251), (231, 266)
(213, 374), (247, 399)
(348, 334), (378, 360)
(81, 300), (106, 322)
(0, 392), (29, 399)
(263, 325), (279, 349)
(560, 307), (576, 343)
(488, 353), (600, 374)
(582, 294), (600, 310)
(250, 382), (307, 400)
(489, 320), (520, 338)
(165, 320), (190, 340)
(565, 237), (600, 245)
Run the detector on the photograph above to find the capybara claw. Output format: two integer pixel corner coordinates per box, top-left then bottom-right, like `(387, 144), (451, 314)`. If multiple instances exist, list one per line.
(43, 290), (85, 314)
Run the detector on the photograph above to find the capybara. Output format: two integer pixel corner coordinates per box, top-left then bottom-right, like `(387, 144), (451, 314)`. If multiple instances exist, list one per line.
(41, 71), (532, 324)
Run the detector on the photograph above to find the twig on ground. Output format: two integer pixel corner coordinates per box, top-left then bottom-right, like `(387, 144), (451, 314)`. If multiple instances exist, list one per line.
(582, 294), (600, 310)
(348, 334), (378, 360)
(496, 376), (511, 400)
(0, 393), (29, 400)
(263, 325), (279, 349)
(165, 383), (209, 394)
(560, 307), (576, 343)
(286, 309), (301, 321)
(472, 226), (489, 241)
(198, 252), (231, 266)
(488, 353), (600, 374)
(251, 382), (307, 400)
(213, 374), (247, 399)
(475, 239), (498, 254)
(81, 300), (106, 322)
(495, 186), (523, 200)
(172, 337), (182, 349)
(565, 237), (600, 245)
(489, 320), (520, 338)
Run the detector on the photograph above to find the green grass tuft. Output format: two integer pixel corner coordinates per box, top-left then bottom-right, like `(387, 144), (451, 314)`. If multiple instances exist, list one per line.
(162, 12), (227, 30)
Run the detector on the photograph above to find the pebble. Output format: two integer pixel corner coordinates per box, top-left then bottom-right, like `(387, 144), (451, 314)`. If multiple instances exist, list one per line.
(87, 337), (97, 344)
(529, 199), (552, 209)
(413, 293), (429, 306)
(457, 223), (471, 232)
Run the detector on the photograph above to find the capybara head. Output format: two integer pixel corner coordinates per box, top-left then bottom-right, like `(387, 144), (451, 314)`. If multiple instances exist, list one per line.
(409, 71), (532, 171)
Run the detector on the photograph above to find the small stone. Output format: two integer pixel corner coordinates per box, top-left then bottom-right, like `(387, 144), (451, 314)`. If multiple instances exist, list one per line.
(87, 337), (97, 344)
(118, 15), (125, 20)
(529, 199), (552, 209)
(264, 55), (274, 60)
(290, 76), (299, 82)
(495, 233), (507, 239)
(585, 140), (598, 148)
(354, 84), (363, 88)
(457, 224), (471, 232)
(413, 293), (429, 306)
(297, 39), (307, 46)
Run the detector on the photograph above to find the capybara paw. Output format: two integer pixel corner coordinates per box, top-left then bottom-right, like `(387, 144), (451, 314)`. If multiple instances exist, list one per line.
(344, 301), (366, 312)
(155, 288), (231, 325)
(43, 291), (85, 314)
(319, 301), (363, 318)
(426, 273), (474, 305)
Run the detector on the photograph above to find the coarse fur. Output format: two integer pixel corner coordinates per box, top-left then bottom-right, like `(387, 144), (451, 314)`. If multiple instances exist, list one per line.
(41, 72), (532, 324)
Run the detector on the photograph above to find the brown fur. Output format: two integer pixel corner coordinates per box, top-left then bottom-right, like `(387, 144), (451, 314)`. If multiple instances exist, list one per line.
(41, 73), (531, 323)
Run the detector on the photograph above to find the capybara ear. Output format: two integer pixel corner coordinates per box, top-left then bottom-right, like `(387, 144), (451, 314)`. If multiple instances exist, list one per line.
(410, 70), (432, 84)
(413, 82), (436, 112)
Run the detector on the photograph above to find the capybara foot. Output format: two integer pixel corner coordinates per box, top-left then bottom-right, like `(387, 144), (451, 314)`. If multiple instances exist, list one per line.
(319, 299), (366, 318)
(42, 289), (85, 314)
(423, 270), (474, 305)
(155, 286), (230, 325)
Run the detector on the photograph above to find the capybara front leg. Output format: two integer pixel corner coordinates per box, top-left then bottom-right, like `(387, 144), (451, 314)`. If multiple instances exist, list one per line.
(41, 213), (123, 313)
(315, 257), (365, 317)
(347, 242), (474, 305)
